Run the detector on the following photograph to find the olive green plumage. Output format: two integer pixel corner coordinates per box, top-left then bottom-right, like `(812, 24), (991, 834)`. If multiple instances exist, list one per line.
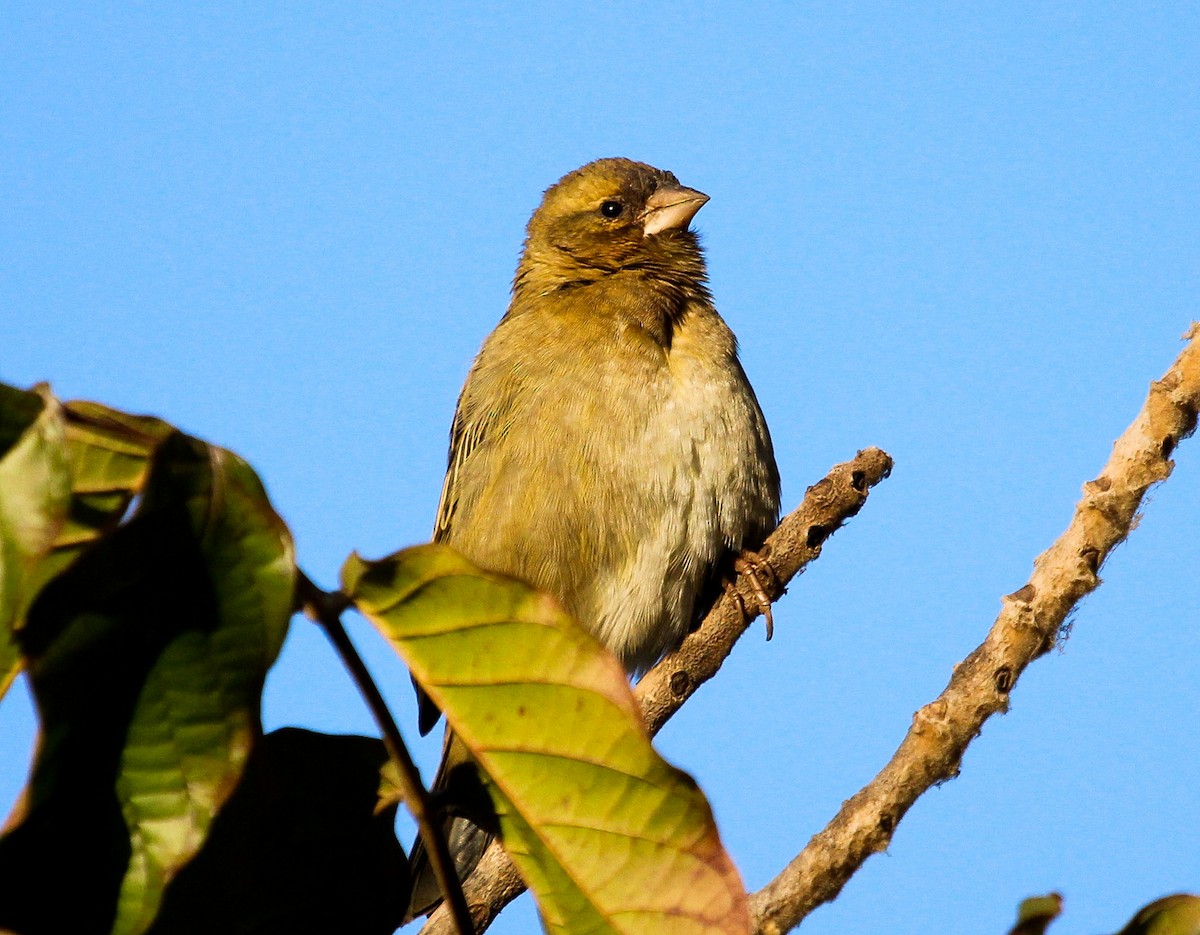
(435, 156), (779, 671)
(407, 158), (780, 919)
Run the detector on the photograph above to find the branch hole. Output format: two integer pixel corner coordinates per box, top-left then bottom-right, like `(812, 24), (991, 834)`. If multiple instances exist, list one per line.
(1006, 583), (1037, 604)
(806, 524), (830, 547)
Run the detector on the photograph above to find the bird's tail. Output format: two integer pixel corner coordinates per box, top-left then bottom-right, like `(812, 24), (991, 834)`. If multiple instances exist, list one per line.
(403, 728), (497, 922)
(405, 815), (494, 921)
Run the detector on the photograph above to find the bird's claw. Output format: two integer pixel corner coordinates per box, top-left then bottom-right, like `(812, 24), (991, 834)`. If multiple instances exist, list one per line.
(732, 548), (776, 640)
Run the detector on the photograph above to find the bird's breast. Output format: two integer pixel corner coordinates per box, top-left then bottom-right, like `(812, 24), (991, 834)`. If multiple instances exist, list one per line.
(448, 300), (777, 673)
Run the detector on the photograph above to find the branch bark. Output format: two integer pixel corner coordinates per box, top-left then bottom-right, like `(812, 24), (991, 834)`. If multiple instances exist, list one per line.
(420, 446), (896, 934)
(749, 323), (1200, 934)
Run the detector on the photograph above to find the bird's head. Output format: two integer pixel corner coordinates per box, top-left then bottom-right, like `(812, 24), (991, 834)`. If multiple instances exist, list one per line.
(514, 158), (710, 298)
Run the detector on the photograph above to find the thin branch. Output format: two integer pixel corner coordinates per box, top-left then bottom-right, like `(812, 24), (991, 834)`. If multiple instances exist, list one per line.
(420, 447), (896, 935)
(749, 323), (1200, 935)
(637, 446), (895, 736)
(296, 572), (475, 935)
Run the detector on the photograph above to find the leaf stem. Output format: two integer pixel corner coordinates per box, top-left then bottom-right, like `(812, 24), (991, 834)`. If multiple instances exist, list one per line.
(297, 571), (475, 935)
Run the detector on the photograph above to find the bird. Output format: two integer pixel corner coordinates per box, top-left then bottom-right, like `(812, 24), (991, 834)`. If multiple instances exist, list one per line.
(406, 157), (781, 918)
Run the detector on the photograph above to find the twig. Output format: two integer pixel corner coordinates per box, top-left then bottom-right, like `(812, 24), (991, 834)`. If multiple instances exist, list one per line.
(297, 572), (475, 935)
(420, 447), (896, 935)
(749, 324), (1200, 934)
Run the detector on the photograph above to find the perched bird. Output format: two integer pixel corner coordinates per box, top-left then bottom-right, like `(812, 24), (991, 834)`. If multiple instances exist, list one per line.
(407, 157), (781, 918)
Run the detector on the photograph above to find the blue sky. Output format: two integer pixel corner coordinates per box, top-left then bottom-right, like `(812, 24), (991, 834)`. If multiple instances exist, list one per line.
(2, 4), (1198, 933)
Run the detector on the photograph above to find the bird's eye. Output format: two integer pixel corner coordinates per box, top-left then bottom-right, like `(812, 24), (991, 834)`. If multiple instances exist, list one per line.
(599, 200), (624, 219)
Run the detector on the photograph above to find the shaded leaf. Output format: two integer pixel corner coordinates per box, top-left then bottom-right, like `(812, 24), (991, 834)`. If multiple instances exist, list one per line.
(0, 383), (47, 454)
(112, 442), (296, 935)
(0, 385), (70, 700)
(1010, 893), (1063, 935)
(53, 400), (173, 559)
(343, 544), (750, 935)
(146, 728), (408, 935)
(0, 431), (295, 935)
(0, 386), (173, 705)
(1115, 895), (1200, 935)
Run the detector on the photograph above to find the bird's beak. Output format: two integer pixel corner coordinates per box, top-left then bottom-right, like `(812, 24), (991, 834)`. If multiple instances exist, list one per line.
(641, 185), (709, 236)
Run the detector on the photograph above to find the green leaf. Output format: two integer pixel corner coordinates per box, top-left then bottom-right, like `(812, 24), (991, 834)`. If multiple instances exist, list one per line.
(1009, 893), (1063, 935)
(343, 544), (751, 935)
(0, 385), (71, 699)
(54, 400), (173, 558)
(0, 386), (173, 705)
(146, 728), (408, 935)
(0, 431), (295, 935)
(1115, 894), (1200, 935)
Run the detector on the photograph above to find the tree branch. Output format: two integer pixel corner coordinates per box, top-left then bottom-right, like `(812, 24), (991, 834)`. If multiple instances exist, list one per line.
(636, 445), (894, 736)
(420, 446), (896, 935)
(749, 323), (1200, 934)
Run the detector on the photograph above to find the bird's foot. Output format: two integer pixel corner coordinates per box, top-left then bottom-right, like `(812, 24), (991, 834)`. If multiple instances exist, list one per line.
(731, 547), (778, 640)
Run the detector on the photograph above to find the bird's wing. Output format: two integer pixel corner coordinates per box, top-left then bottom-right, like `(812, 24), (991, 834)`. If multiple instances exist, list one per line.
(432, 393), (495, 543)
(420, 380), (504, 736)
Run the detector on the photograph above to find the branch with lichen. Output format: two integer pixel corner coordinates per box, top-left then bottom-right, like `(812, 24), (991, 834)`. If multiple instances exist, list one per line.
(420, 446), (896, 935)
(749, 324), (1200, 934)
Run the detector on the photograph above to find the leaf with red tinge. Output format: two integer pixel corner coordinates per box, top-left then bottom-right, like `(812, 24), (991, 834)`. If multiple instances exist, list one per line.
(342, 543), (751, 935)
